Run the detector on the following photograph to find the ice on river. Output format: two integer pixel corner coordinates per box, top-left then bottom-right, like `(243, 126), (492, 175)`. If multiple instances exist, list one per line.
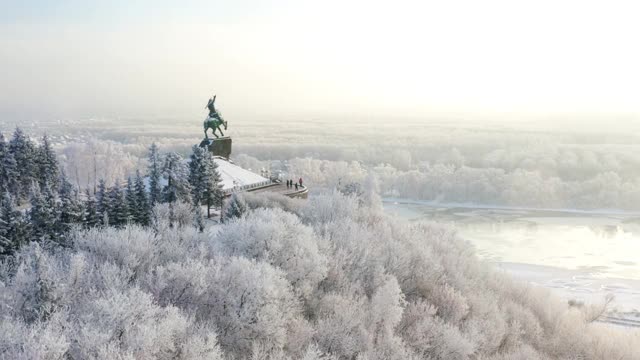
(384, 200), (640, 327)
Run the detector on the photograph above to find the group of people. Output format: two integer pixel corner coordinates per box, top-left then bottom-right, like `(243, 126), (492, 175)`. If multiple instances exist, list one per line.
(286, 178), (303, 191)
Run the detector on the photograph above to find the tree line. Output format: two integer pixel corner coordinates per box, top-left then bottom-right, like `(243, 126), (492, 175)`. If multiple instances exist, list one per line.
(0, 128), (237, 257)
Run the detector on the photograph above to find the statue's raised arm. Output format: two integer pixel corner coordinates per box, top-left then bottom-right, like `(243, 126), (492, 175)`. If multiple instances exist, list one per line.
(206, 95), (218, 118)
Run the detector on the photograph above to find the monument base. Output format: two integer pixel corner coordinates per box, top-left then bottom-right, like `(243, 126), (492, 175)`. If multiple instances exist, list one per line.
(200, 137), (232, 159)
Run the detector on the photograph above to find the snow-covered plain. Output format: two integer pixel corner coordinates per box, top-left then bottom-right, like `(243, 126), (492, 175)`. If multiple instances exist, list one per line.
(384, 200), (640, 327)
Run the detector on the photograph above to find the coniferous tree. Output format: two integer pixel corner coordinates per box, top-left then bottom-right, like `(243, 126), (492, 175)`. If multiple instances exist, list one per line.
(125, 177), (138, 224)
(134, 170), (151, 226)
(189, 146), (208, 226)
(162, 152), (191, 204)
(29, 185), (58, 242)
(57, 171), (82, 239)
(9, 128), (37, 200)
(147, 143), (163, 206)
(83, 189), (100, 228)
(193, 203), (205, 232)
(108, 180), (129, 227)
(0, 193), (22, 256)
(203, 152), (224, 219)
(225, 193), (247, 220)
(2, 150), (19, 198)
(0, 133), (8, 195)
(36, 135), (60, 192)
(96, 179), (108, 225)
(189, 145), (207, 207)
(162, 152), (191, 227)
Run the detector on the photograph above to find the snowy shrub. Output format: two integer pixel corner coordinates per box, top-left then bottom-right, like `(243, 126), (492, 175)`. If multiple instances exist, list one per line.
(214, 208), (327, 298)
(242, 191), (304, 214)
(152, 201), (196, 229)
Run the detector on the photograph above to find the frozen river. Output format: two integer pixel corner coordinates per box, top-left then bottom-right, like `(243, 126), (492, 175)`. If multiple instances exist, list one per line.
(383, 199), (640, 325)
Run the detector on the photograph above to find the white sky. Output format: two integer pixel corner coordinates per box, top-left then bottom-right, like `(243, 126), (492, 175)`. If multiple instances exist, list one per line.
(0, 0), (639, 122)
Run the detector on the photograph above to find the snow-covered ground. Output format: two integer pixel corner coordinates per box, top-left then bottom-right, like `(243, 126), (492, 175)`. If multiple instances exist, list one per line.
(147, 157), (271, 193)
(213, 157), (270, 191)
(384, 199), (640, 328)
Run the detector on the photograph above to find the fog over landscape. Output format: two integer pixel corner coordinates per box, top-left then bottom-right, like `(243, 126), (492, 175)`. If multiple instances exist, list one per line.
(1, 0), (640, 359)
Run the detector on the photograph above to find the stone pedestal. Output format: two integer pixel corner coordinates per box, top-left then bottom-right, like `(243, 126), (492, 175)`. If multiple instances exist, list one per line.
(199, 137), (232, 159)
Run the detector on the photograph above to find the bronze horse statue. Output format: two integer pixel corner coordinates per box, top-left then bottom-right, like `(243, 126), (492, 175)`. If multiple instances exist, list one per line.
(204, 95), (228, 139)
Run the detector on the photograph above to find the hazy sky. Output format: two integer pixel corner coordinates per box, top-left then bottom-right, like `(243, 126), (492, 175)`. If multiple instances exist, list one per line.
(1, 0), (639, 122)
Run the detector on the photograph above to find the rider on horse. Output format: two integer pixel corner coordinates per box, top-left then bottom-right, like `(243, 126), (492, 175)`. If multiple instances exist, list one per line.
(204, 95), (227, 139)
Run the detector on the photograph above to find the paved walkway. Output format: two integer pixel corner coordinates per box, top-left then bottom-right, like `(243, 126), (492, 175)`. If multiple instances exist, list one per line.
(247, 183), (308, 198)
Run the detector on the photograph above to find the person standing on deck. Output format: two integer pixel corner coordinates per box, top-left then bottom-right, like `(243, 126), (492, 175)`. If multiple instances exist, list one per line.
(299, 178), (303, 187)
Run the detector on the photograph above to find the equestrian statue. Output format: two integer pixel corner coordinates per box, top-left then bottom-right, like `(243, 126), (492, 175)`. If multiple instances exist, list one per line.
(204, 95), (228, 139)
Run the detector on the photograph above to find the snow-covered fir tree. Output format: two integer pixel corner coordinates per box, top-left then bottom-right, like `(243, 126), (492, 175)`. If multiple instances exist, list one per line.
(0, 137), (18, 197)
(36, 135), (60, 192)
(0, 133), (10, 194)
(162, 152), (191, 204)
(108, 179), (129, 227)
(162, 152), (191, 227)
(125, 176), (138, 224)
(225, 193), (247, 220)
(96, 179), (108, 225)
(189, 146), (209, 230)
(9, 128), (37, 200)
(188, 146), (224, 220)
(134, 170), (151, 226)
(0, 193), (23, 256)
(0, 151), (20, 196)
(83, 189), (100, 228)
(189, 145), (207, 206)
(57, 171), (83, 242)
(147, 142), (163, 206)
(28, 185), (58, 242)
(203, 152), (224, 218)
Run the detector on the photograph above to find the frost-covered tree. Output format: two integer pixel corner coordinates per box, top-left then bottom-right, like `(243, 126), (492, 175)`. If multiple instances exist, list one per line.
(162, 152), (191, 204)
(189, 146), (224, 219)
(189, 145), (208, 229)
(0, 133), (10, 195)
(0, 193), (24, 256)
(147, 142), (163, 206)
(36, 135), (60, 192)
(83, 189), (100, 228)
(214, 208), (327, 299)
(193, 202), (205, 232)
(162, 152), (191, 227)
(56, 171), (83, 243)
(107, 179), (129, 227)
(28, 185), (58, 242)
(9, 128), (37, 200)
(125, 176), (138, 223)
(134, 170), (151, 226)
(189, 145), (207, 206)
(224, 193), (247, 220)
(204, 153), (224, 219)
(0, 142), (19, 197)
(95, 178), (108, 225)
